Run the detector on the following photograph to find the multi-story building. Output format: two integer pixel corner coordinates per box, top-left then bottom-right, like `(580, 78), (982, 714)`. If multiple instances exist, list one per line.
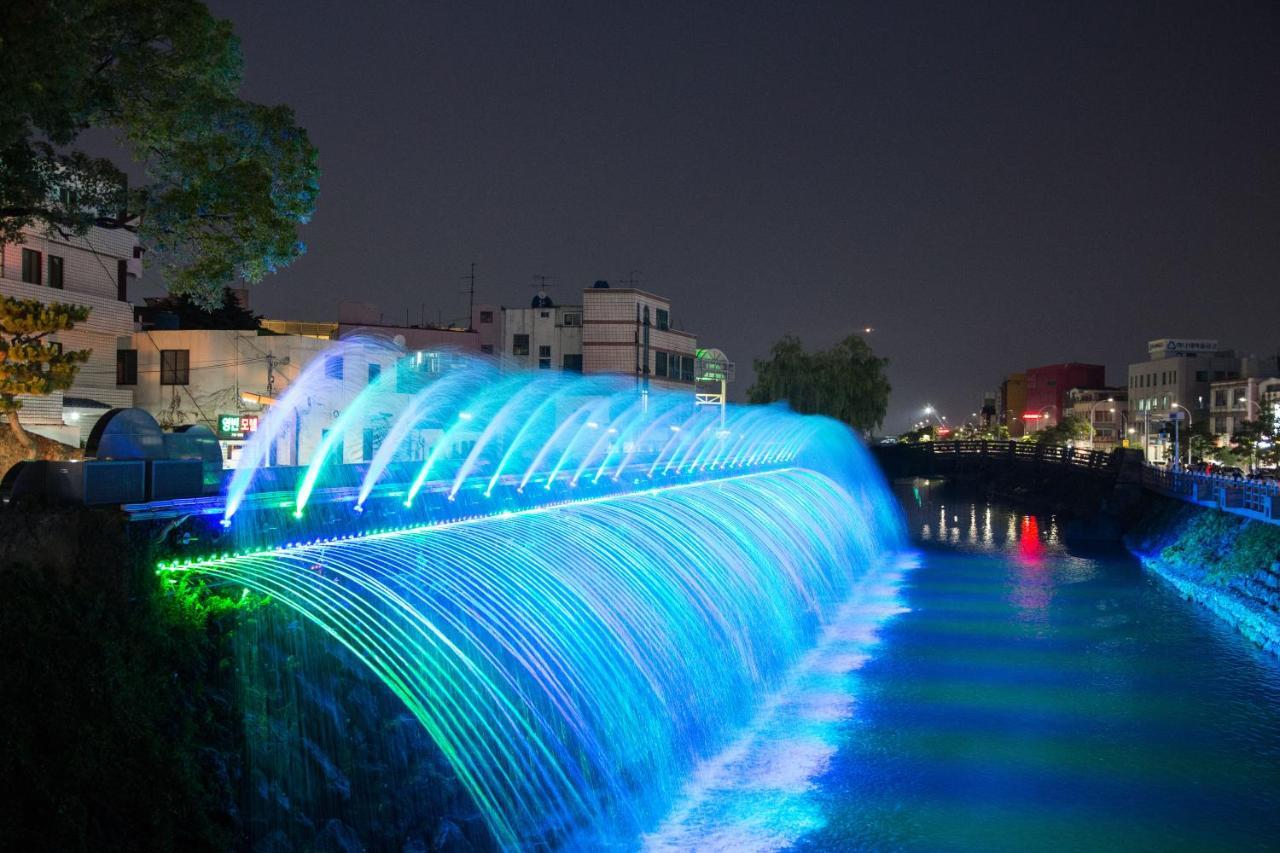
(1023, 363), (1106, 434)
(1, 223), (140, 445)
(1209, 375), (1280, 443)
(501, 292), (583, 371)
(998, 373), (1027, 437)
(1065, 387), (1129, 450)
(1127, 338), (1243, 460)
(581, 282), (697, 391)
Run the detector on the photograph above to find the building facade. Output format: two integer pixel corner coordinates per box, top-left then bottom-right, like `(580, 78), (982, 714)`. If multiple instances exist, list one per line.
(1209, 376), (1280, 443)
(501, 294), (583, 371)
(1, 224), (140, 445)
(581, 284), (697, 391)
(1023, 363), (1106, 433)
(1127, 338), (1243, 460)
(1064, 387), (1129, 450)
(998, 373), (1027, 438)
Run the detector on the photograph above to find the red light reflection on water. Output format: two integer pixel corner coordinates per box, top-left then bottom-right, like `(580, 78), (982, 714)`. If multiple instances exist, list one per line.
(1011, 514), (1051, 621)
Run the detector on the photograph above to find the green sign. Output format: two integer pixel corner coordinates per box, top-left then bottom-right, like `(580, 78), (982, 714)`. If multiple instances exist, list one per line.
(218, 413), (259, 439)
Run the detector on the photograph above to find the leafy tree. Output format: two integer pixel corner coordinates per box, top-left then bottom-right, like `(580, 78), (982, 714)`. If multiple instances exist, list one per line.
(748, 334), (891, 433)
(1033, 414), (1090, 446)
(140, 287), (260, 330)
(0, 296), (92, 452)
(0, 0), (319, 306)
(1230, 409), (1278, 470)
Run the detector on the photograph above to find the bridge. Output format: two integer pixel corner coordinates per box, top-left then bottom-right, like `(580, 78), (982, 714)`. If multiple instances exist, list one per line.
(872, 440), (1280, 527)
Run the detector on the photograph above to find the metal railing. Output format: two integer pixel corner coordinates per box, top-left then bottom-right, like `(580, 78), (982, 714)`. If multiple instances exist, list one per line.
(1143, 466), (1280, 519)
(915, 440), (1119, 471)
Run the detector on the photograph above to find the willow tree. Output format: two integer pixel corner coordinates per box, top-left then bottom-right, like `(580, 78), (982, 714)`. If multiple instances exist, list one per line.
(0, 296), (92, 452)
(747, 334), (891, 433)
(0, 0), (319, 306)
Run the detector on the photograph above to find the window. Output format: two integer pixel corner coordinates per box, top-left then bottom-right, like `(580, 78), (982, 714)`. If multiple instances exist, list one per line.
(479, 310), (494, 324)
(562, 312), (581, 327)
(1196, 370), (1209, 382)
(655, 308), (670, 331)
(681, 356), (695, 381)
(1214, 389), (1227, 408)
(325, 355), (343, 381)
(654, 351), (668, 377)
(117, 259), (128, 301)
(368, 362), (381, 383)
(160, 349), (190, 385)
(362, 428), (377, 461)
(1215, 417), (1228, 434)
(480, 344), (494, 355)
(512, 334), (530, 356)
(538, 345), (551, 369)
(21, 248), (41, 285)
(47, 255), (64, 289)
(563, 353), (582, 372)
(116, 349), (138, 385)
(539, 311), (550, 319)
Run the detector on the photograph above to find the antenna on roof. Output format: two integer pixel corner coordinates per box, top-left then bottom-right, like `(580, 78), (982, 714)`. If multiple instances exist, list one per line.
(462, 262), (477, 331)
(619, 270), (642, 288)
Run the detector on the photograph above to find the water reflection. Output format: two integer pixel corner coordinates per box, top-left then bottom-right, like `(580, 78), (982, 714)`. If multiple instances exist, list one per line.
(798, 481), (1280, 853)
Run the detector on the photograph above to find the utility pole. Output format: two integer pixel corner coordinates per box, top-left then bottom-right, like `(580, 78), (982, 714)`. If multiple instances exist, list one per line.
(463, 262), (477, 330)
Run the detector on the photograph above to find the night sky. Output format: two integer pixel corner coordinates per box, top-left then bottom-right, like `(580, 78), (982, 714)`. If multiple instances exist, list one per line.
(180, 1), (1277, 429)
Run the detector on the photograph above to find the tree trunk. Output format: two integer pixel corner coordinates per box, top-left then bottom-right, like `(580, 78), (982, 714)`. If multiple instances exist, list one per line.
(6, 410), (36, 458)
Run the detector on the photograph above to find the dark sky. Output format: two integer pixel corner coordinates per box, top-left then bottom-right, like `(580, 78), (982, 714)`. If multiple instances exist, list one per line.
(187, 0), (1278, 429)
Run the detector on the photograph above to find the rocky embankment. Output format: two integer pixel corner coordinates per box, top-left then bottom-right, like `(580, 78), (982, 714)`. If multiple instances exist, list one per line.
(1126, 496), (1280, 655)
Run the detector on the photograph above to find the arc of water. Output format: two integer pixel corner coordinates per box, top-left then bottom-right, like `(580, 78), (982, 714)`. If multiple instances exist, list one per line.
(591, 396), (674, 484)
(295, 363), (402, 515)
(448, 376), (562, 500)
(611, 404), (686, 481)
(357, 366), (489, 507)
(570, 396), (647, 486)
(518, 401), (598, 492)
(647, 408), (706, 478)
(545, 398), (615, 489)
(224, 338), (372, 520)
(670, 412), (724, 475)
(404, 376), (528, 505)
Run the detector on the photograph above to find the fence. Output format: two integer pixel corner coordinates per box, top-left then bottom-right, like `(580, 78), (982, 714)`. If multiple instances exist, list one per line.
(1143, 466), (1280, 524)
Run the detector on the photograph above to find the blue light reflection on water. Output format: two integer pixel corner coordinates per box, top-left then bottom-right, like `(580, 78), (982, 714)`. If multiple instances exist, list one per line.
(796, 480), (1280, 852)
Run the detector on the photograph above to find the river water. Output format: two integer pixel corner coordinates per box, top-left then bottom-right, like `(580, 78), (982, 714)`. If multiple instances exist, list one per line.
(793, 481), (1280, 852)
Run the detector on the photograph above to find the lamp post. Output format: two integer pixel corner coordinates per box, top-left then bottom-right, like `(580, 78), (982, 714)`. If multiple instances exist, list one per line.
(1171, 402), (1193, 468)
(1088, 396), (1115, 450)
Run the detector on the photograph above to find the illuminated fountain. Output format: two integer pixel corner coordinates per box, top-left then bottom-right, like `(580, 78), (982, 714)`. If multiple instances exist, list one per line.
(163, 344), (906, 849)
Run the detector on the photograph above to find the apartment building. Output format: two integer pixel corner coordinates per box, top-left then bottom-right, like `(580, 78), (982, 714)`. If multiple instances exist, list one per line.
(1, 223), (139, 444)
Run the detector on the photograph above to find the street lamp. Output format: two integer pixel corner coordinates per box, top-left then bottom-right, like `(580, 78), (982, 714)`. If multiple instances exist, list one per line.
(1170, 402), (1193, 467)
(1088, 396), (1115, 450)
(923, 405), (945, 427)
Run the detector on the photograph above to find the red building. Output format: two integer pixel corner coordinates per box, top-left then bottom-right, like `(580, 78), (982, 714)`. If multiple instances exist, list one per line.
(1023, 363), (1106, 431)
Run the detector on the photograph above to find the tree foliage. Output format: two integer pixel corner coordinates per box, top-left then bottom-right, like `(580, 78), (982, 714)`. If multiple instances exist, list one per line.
(1033, 414), (1090, 446)
(747, 334), (890, 433)
(0, 296), (92, 449)
(0, 0), (319, 306)
(141, 287), (260, 330)
(1230, 409), (1278, 468)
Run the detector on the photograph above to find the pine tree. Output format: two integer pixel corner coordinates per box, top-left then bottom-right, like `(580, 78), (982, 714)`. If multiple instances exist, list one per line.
(0, 296), (92, 453)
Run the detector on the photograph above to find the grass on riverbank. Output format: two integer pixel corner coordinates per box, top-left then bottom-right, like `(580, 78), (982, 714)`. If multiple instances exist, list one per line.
(1127, 497), (1280, 584)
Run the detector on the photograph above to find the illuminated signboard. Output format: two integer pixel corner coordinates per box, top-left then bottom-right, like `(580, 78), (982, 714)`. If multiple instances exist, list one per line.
(218, 413), (259, 440)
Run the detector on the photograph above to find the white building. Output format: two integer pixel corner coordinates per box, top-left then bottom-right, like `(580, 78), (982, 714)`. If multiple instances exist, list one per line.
(127, 328), (414, 468)
(1127, 338), (1244, 461)
(1, 224), (140, 445)
(1209, 375), (1280, 443)
(502, 294), (583, 372)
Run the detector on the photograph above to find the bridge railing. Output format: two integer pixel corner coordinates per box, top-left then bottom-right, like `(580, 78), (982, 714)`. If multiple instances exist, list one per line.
(917, 440), (1118, 471)
(1143, 466), (1280, 520)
